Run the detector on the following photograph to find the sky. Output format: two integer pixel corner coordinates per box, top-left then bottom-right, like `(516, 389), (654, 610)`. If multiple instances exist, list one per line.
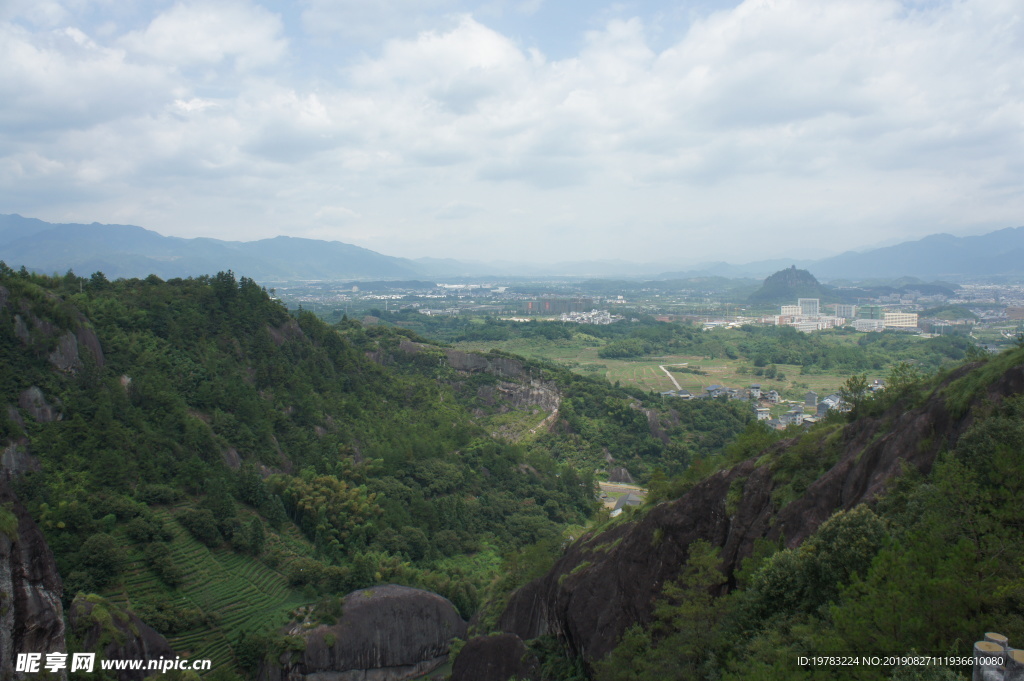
(1, 0), (1022, 266)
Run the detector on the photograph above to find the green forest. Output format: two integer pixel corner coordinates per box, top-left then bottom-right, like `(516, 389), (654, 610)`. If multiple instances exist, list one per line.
(0, 265), (752, 679)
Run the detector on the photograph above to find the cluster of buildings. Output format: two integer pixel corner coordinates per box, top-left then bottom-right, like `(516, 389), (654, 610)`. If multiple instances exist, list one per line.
(661, 380), (895, 430)
(558, 309), (620, 324)
(757, 390), (849, 428)
(770, 299), (919, 333)
(772, 298), (848, 332)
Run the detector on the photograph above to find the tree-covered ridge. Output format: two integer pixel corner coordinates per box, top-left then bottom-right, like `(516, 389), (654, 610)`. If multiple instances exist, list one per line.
(1, 265), (752, 677)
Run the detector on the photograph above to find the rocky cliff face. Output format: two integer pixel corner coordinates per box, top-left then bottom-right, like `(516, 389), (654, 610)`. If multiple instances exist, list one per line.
(5, 304), (104, 375)
(259, 584), (467, 681)
(466, 360), (1024, 670)
(0, 475), (67, 681)
(442, 349), (531, 380)
(475, 380), (561, 414)
(67, 595), (175, 681)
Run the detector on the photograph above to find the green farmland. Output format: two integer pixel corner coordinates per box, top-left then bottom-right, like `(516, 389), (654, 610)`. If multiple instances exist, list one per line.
(453, 337), (853, 402)
(105, 508), (312, 671)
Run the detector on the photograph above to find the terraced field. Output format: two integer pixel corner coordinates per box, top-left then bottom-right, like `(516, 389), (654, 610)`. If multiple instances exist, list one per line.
(107, 507), (312, 671)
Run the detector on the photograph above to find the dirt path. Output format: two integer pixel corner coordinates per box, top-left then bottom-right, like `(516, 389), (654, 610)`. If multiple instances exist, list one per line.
(598, 482), (647, 495)
(658, 363), (687, 391)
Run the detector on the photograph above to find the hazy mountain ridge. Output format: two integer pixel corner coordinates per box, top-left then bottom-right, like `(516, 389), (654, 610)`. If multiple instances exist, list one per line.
(806, 226), (1024, 280)
(3, 214), (1023, 281)
(0, 214), (424, 281)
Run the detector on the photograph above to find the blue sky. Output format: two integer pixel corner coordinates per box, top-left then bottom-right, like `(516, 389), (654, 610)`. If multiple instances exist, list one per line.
(1, 0), (1022, 266)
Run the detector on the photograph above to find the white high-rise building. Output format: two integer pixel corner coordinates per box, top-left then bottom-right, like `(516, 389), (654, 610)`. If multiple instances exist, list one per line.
(798, 298), (820, 317)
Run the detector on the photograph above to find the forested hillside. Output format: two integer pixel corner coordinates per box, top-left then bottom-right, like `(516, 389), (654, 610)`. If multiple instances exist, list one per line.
(0, 264), (752, 679)
(451, 343), (1024, 681)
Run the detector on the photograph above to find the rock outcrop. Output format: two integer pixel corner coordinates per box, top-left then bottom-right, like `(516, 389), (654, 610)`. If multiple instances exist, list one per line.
(443, 349), (531, 380)
(462, 359), (1024, 672)
(0, 475), (67, 681)
(606, 467), (634, 484)
(450, 633), (539, 681)
(4, 293), (104, 374)
(67, 595), (175, 681)
(18, 387), (62, 423)
(259, 584), (467, 681)
(475, 380), (560, 414)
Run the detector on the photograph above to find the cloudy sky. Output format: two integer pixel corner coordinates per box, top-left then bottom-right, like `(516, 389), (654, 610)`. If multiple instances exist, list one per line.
(1, 0), (1022, 266)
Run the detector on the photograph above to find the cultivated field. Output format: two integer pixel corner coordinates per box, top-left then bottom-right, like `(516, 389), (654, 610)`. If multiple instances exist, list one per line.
(452, 337), (856, 402)
(105, 507), (312, 670)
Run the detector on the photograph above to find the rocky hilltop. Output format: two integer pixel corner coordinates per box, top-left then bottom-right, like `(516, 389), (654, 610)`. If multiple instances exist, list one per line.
(453, 355), (1024, 677)
(747, 265), (828, 304)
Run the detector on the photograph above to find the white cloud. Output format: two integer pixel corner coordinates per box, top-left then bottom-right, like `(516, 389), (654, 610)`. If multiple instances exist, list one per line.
(120, 1), (287, 70)
(314, 205), (361, 224)
(3, 0), (1024, 264)
(434, 201), (484, 219)
(300, 0), (459, 43)
(0, 22), (172, 135)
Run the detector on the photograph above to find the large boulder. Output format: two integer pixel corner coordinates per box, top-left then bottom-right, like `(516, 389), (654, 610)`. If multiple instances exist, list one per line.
(259, 584), (467, 681)
(450, 633), (539, 681)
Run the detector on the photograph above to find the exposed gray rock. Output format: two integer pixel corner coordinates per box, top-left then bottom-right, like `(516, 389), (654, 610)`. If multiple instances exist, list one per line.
(68, 595), (175, 681)
(18, 387), (62, 423)
(5, 406), (24, 431)
(476, 380), (560, 414)
(450, 633), (539, 681)
(259, 585), (466, 681)
(607, 467), (634, 484)
(48, 331), (81, 373)
(75, 326), (104, 368)
(267, 320), (306, 346)
(1, 444), (39, 476)
(444, 349), (528, 379)
(13, 315), (30, 344)
(0, 475), (67, 681)
(222, 447), (242, 470)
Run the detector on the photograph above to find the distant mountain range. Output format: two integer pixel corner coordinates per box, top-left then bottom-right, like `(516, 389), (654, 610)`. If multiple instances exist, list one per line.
(806, 227), (1024, 280)
(0, 214), (426, 281)
(2, 214), (1022, 282)
(659, 227), (1024, 281)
